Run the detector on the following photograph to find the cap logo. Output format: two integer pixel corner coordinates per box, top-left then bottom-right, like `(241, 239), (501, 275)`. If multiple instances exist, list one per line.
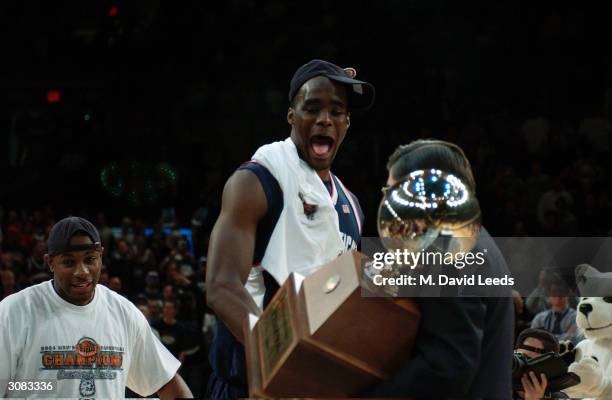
(343, 67), (357, 78)
(289, 60), (374, 111)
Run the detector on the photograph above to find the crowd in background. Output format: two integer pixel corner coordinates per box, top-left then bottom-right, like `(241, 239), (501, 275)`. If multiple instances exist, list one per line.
(1, 131), (609, 393)
(2, 96), (612, 396)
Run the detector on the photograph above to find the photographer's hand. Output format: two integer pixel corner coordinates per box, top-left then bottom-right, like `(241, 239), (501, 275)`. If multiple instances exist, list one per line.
(521, 371), (547, 400)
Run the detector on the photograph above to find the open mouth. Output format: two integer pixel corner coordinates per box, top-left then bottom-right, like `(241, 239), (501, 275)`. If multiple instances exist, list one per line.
(71, 282), (92, 293)
(310, 135), (335, 159)
(586, 323), (612, 331)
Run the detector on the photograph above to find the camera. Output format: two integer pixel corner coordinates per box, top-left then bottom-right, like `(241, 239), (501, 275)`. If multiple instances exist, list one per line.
(512, 350), (580, 391)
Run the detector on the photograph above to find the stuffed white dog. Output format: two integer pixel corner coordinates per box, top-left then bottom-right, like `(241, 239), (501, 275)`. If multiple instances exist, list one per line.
(563, 264), (612, 399)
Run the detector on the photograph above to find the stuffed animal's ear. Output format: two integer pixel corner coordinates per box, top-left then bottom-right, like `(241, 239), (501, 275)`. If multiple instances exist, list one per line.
(576, 263), (612, 297)
(575, 264), (601, 296)
(575, 264), (592, 286)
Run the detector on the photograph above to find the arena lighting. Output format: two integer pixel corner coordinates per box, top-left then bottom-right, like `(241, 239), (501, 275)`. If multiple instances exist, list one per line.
(108, 6), (119, 17)
(47, 90), (61, 104)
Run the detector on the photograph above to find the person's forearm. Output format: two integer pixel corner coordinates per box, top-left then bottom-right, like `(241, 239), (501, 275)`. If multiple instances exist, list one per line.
(157, 373), (193, 399)
(208, 282), (262, 344)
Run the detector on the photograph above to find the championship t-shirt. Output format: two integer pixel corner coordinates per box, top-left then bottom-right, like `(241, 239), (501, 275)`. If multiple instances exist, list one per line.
(0, 281), (180, 398)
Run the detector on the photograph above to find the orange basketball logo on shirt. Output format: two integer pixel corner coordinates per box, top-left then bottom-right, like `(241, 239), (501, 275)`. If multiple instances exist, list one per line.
(75, 337), (100, 357)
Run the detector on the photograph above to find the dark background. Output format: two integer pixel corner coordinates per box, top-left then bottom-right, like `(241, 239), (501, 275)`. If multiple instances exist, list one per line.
(1, 0), (611, 236)
(1, 2), (611, 396)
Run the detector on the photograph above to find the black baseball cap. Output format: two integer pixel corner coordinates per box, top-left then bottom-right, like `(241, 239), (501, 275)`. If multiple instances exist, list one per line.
(47, 216), (102, 256)
(289, 59), (375, 111)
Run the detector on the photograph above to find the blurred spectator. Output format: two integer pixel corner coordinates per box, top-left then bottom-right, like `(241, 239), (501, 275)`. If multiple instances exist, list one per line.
(109, 239), (135, 293)
(126, 234), (153, 295)
(530, 284), (582, 344)
(137, 304), (160, 339)
(135, 234), (156, 270)
(525, 270), (555, 316)
(112, 239), (135, 263)
(152, 301), (189, 361)
(154, 298), (205, 397)
(0, 270), (20, 299)
(167, 262), (192, 289)
(161, 235), (196, 277)
(137, 303), (152, 321)
(163, 284), (176, 302)
(512, 289), (533, 341)
(135, 293), (148, 307)
(26, 239), (50, 285)
(2, 225), (26, 278)
(95, 213), (114, 249)
(118, 217), (135, 244)
(144, 270), (161, 298)
(109, 276), (123, 294)
(147, 298), (163, 322)
(99, 266), (110, 287)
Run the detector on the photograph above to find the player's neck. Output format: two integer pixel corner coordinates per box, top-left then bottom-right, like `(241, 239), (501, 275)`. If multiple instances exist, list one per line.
(317, 169), (331, 181)
(51, 279), (95, 306)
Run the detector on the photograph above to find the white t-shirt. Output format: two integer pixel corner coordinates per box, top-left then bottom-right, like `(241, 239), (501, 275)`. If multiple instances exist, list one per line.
(0, 281), (180, 398)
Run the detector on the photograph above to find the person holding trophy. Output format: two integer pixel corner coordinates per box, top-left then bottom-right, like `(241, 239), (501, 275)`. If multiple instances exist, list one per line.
(364, 139), (514, 399)
(205, 59), (374, 399)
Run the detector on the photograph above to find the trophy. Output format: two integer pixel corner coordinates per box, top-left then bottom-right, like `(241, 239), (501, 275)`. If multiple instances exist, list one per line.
(244, 168), (481, 397)
(244, 251), (420, 397)
(377, 169), (481, 258)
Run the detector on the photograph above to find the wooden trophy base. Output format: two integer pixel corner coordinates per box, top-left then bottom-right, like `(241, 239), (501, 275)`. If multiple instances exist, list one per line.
(244, 251), (420, 397)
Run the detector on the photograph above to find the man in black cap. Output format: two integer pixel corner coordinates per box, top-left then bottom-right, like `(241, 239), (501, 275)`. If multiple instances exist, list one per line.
(205, 59), (374, 398)
(0, 216), (193, 399)
(514, 328), (566, 399)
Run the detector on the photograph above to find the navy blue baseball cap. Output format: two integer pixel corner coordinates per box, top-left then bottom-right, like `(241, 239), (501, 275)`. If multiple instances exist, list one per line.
(47, 216), (102, 256)
(289, 59), (375, 111)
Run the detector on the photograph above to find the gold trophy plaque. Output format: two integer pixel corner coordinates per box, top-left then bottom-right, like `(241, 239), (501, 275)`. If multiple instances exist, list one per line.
(244, 250), (420, 397)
